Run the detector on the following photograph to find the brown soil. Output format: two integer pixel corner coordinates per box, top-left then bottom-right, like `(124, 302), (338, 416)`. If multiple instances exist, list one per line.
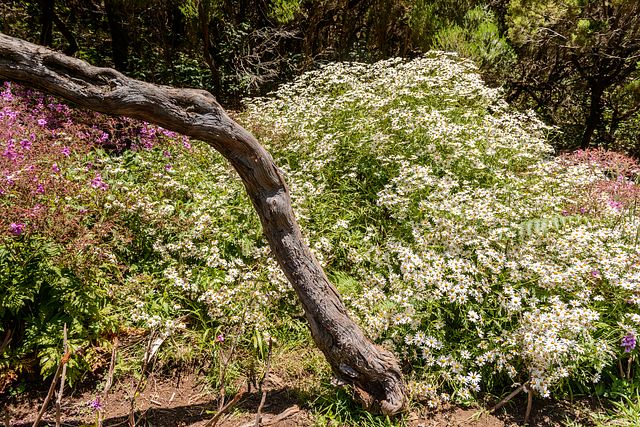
(1, 371), (595, 426)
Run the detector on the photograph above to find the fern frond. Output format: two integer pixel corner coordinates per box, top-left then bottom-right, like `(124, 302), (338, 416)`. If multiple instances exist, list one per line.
(517, 214), (586, 240)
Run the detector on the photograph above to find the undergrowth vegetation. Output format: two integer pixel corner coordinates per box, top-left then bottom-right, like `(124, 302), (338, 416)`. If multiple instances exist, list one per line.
(2, 52), (640, 423)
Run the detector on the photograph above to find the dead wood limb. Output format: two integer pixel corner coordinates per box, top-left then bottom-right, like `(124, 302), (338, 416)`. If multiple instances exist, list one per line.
(98, 337), (119, 427)
(205, 388), (247, 427)
(129, 332), (156, 427)
(0, 32), (406, 414)
(524, 387), (533, 425)
(218, 320), (246, 412)
(31, 348), (73, 427)
(619, 358), (625, 378)
(239, 405), (301, 427)
(489, 382), (527, 414)
(104, 337), (119, 397)
(255, 338), (273, 427)
(54, 323), (68, 427)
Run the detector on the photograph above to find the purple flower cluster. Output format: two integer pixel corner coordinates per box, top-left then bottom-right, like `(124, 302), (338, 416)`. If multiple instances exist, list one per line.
(91, 174), (108, 191)
(88, 396), (103, 411)
(622, 333), (636, 353)
(9, 222), (25, 236)
(609, 200), (623, 211)
(1, 80), (192, 238)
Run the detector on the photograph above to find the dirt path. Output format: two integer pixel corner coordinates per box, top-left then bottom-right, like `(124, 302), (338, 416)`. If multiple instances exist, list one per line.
(2, 372), (593, 426)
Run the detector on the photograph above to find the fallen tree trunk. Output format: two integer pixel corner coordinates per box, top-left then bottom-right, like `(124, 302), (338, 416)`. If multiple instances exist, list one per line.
(0, 32), (407, 414)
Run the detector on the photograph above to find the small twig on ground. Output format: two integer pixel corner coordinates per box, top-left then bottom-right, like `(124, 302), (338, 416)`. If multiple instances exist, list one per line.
(205, 387), (247, 427)
(524, 385), (533, 424)
(255, 337), (273, 427)
(98, 336), (119, 427)
(238, 405), (300, 427)
(129, 331), (156, 427)
(489, 382), (528, 413)
(55, 323), (68, 427)
(104, 337), (119, 397)
(32, 335), (74, 427)
(217, 312), (248, 412)
(465, 408), (486, 423)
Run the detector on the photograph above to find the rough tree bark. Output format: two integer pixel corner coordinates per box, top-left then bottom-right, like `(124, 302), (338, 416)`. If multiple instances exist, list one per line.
(0, 33), (407, 415)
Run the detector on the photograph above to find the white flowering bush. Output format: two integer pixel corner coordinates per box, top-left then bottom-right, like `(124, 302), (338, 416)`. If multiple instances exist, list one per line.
(4, 52), (639, 409)
(243, 53), (640, 404)
(94, 136), (295, 337)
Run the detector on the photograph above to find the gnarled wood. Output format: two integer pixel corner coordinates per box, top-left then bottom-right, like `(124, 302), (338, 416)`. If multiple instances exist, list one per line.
(0, 33), (407, 414)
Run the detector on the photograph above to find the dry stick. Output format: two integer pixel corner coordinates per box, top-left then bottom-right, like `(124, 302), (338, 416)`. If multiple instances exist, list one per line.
(204, 388), (247, 427)
(104, 337), (119, 396)
(263, 406), (301, 427)
(0, 329), (12, 424)
(31, 349), (73, 427)
(217, 311), (249, 412)
(55, 324), (68, 427)
(524, 386), (533, 425)
(129, 332), (156, 427)
(619, 358), (625, 378)
(238, 406), (301, 427)
(489, 382), (528, 413)
(207, 315), (250, 427)
(255, 338), (273, 427)
(98, 337), (119, 427)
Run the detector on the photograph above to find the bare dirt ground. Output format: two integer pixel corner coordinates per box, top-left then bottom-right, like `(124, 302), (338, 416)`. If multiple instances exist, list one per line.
(1, 370), (597, 427)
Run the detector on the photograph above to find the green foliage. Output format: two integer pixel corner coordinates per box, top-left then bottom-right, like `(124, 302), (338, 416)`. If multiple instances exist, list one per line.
(269, 0), (302, 24)
(408, 0), (481, 51)
(517, 215), (586, 240)
(0, 235), (113, 383)
(433, 6), (515, 70)
(4, 1), (640, 417)
(312, 384), (404, 426)
(588, 392), (640, 426)
(3, 0), (640, 154)
(506, 0), (576, 45)
(505, 0), (640, 152)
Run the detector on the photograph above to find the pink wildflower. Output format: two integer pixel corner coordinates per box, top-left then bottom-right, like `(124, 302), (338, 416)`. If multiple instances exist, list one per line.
(608, 200), (623, 211)
(9, 222), (25, 236)
(91, 174), (108, 190)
